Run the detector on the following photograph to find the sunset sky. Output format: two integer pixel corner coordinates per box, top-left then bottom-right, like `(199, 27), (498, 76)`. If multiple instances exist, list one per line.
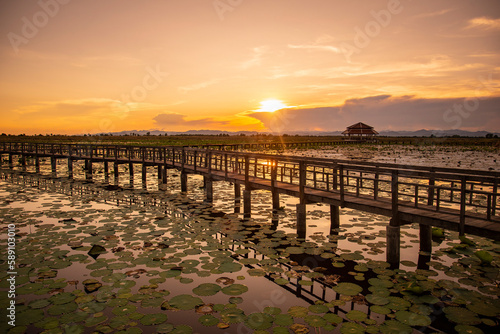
(0, 0), (499, 135)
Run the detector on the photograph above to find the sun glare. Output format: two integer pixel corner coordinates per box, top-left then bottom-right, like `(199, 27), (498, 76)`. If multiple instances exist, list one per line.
(255, 99), (290, 112)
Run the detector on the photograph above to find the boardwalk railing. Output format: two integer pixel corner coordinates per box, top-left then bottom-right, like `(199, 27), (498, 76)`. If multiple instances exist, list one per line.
(1, 142), (499, 242)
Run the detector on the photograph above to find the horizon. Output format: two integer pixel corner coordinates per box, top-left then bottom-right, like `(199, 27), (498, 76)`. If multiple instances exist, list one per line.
(1, 0), (499, 135)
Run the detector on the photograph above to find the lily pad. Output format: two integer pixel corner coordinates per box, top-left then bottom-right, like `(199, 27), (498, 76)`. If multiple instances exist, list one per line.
(192, 283), (221, 296)
(305, 314), (328, 328)
(395, 310), (431, 326)
(273, 314), (294, 326)
(346, 310), (367, 322)
(245, 313), (273, 330)
(167, 294), (204, 310)
(49, 292), (76, 305)
(287, 306), (309, 318)
(340, 322), (366, 334)
(140, 313), (168, 326)
(221, 284), (248, 296)
(198, 314), (219, 327)
(308, 304), (329, 314)
(444, 307), (481, 325)
(333, 282), (363, 296)
(378, 320), (412, 334)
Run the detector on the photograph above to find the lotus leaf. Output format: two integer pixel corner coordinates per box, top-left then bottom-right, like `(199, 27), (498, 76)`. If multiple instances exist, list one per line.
(444, 307), (481, 325)
(333, 282), (363, 296)
(167, 294), (204, 310)
(221, 284), (248, 296)
(221, 308), (246, 324)
(287, 306), (309, 318)
(198, 314), (219, 327)
(192, 283), (221, 296)
(340, 322), (365, 334)
(305, 314), (328, 328)
(245, 313), (274, 330)
(140, 313), (168, 326)
(308, 304), (329, 314)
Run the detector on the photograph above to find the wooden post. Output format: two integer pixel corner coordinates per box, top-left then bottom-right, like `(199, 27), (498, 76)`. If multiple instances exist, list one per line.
(296, 203), (307, 239)
(68, 158), (73, 178)
(271, 162), (279, 211)
(158, 165), (162, 180)
(299, 161), (306, 204)
(35, 156), (40, 173)
(243, 189), (251, 218)
(419, 224), (432, 253)
(51, 156), (57, 175)
(181, 172), (188, 192)
(391, 170), (399, 221)
(162, 165), (167, 184)
(86, 160), (93, 180)
(142, 164), (147, 184)
(234, 183), (241, 202)
(114, 162), (119, 183)
(330, 205), (340, 232)
(21, 154), (26, 170)
(205, 176), (213, 202)
(8, 154), (13, 169)
(104, 161), (109, 182)
(129, 162), (134, 180)
(459, 176), (467, 236)
(339, 165), (345, 206)
(427, 170), (435, 206)
(386, 220), (400, 268)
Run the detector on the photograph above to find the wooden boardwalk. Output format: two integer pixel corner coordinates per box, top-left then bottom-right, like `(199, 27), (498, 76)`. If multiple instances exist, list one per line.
(1, 142), (499, 265)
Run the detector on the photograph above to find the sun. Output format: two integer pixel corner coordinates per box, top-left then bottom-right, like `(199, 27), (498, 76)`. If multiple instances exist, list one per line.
(255, 99), (290, 112)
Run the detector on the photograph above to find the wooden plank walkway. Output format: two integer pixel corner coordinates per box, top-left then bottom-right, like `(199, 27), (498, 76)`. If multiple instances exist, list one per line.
(1, 142), (499, 246)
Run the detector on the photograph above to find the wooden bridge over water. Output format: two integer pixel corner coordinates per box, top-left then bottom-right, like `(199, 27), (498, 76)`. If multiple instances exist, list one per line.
(1, 142), (499, 266)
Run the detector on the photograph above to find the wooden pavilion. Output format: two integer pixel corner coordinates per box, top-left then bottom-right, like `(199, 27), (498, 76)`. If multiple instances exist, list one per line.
(342, 122), (379, 138)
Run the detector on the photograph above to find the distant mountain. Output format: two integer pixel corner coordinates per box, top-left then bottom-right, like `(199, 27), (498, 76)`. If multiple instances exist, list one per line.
(97, 129), (498, 137)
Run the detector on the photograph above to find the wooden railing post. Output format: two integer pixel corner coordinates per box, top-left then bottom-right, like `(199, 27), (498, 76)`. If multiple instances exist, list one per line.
(224, 153), (228, 179)
(299, 161), (306, 204)
(208, 151), (212, 175)
(245, 156), (250, 189)
(391, 170), (399, 221)
(459, 176), (467, 236)
(428, 170), (435, 206)
(339, 165), (345, 207)
(193, 151), (197, 172)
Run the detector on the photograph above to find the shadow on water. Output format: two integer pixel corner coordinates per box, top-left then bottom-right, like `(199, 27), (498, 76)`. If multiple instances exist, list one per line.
(1, 168), (499, 334)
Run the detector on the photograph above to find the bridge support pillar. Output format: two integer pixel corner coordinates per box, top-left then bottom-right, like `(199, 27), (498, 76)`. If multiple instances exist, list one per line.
(86, 160), (93, 180)
(67, 158), (73, 178)
(272, 190), (280, 212)
(181, 172), (188, 192)
(243, 189), (251, 218)
(205, 177), (213, 202)
(296, 203), (307, 239)
(157, 165), (162, 180)
(162, 166), (167, 184)
(386, 221), (400, 268)
(114, 162), (119, 183)
(51, 157), (57, 176)
(330, 205), (340, 233)
(21, 155), (26, 170)
(142, 164), (147, 184)
(129, 162), (134, 179)
(104, 161), (109, 182)
(35, 156), (40, 173)
(419, 224), (432, 253)
(9, 154), (13, 168)
(234, 183), (241, 202)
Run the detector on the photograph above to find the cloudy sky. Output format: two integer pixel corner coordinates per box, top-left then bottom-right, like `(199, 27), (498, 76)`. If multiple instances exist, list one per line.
(0, 0), (499, 134)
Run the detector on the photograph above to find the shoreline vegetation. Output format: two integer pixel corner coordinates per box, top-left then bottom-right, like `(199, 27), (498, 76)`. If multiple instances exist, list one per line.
(0, 135), (499, 149)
